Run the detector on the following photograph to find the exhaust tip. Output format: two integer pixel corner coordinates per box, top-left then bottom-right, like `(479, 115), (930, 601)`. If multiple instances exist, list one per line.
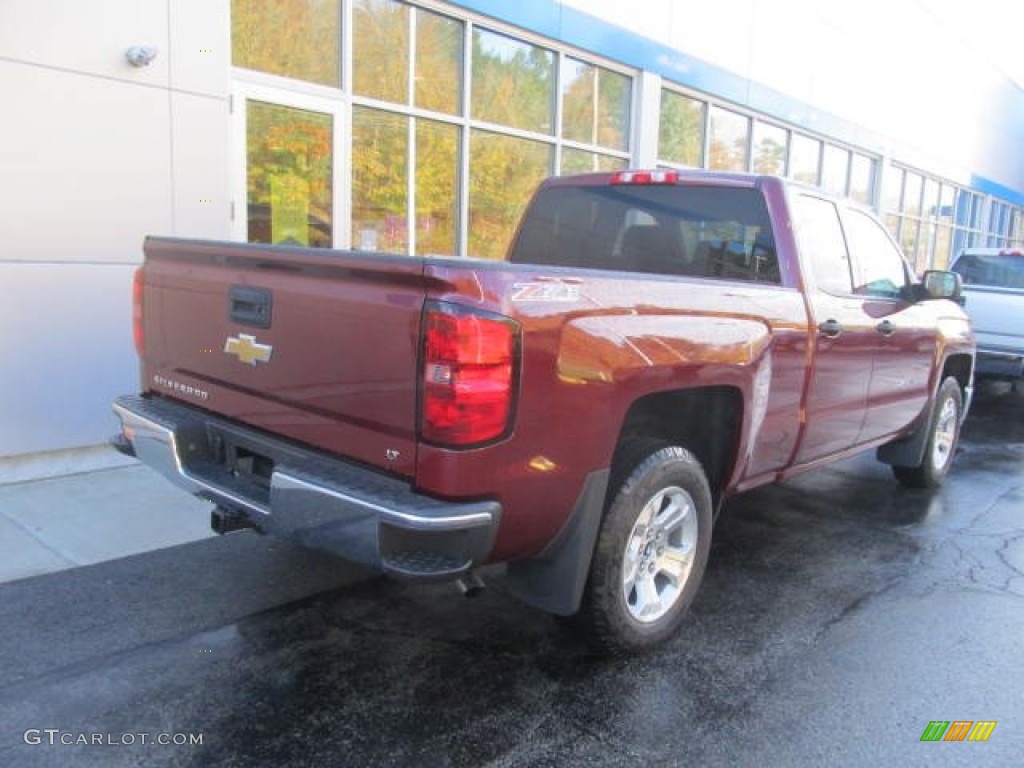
(455, 571), (485, 598)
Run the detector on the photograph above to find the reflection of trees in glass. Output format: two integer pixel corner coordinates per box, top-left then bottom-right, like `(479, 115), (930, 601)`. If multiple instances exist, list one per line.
(821, 145), (849, 195)
(752, 122), (787, 175)
(597, 70), (630, 149)
(561, 149), (626, 174)
(416, 9), (462, 114)
(933, 225), (952, 269)
(469, 132), (551, 259)
(352, 1), (463, 113)
(562, 59), (595, 144)
(849, 154), (874, 204)
(753, 137), (785, 174)
(901, 172), (923, 217)
(709, 106), (749, 171)
(788, 134), (821, 185)
(659, 90), (705, 167)
(232, 0), (340, 86)
(352, 107), (408, 253)
(416, 120), (459, 255)
(562, 59), (631, 150)
(246, 101), (332, 248)
(353, 0), (409, 103)
(472, 29), (554, 134)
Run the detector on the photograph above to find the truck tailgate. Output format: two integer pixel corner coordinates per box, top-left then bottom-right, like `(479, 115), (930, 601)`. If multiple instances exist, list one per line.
(963, 286), (1024, 348)
(140, 237), (426, 478)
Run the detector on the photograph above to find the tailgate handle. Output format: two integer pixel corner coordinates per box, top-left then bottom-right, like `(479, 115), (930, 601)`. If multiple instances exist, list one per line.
(229, 286), (272, 329)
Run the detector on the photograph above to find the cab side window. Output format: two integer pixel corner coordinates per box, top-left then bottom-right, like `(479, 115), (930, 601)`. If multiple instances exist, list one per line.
(791, 194), (853, 295)
(843, 209), (910, 299)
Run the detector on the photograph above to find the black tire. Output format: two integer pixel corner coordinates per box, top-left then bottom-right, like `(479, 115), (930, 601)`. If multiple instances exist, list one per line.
(576, 440), (713, 656)
(892, 377), (963, 489)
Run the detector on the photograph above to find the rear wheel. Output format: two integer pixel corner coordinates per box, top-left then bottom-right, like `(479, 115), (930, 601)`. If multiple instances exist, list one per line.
(576, 440), (712, 655)
(892, 377), (963, 489)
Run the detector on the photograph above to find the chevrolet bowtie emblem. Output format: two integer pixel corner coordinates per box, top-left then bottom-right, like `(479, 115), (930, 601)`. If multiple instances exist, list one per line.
(224, 334), (273, 366)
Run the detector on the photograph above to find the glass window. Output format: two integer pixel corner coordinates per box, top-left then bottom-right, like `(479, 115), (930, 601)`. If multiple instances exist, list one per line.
(752, 122), (787, 175)
(849, 154), (875, 205)
(951, 251), (1024, 289)
(789, 134), (821, 185)
(353, 0), (409, 103)
(508, 184), (778, 283)
(844, 210), (909, 298)
(821, 145), (849, 196)
(558, 58), (631, 149)
(561, 59), (597, 145)
(882, 165), (903, 214)
(352, 107), (408, 253)
(468, 131), (552, 259)
(899, 218), (921, 270)
(708, 106), (750, 171)
(901, 172), (922, 217)
(415, 8), (463, 115)
(560, 149), (627, 174)
(934, 224), (953, 270)
(472, 29), (555, 134)
(246, 101), (333, 248)
(791, 194), (852, 294)
(596, 68), (631, 151)
(922, 179), (940, 219)
(232, 0), (341, 86)
(659, 90), (705, 167)
(415, 119), (460, 256)
(938, 185), (955, 220)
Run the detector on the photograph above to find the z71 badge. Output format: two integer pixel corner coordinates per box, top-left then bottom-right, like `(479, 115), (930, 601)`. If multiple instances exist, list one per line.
(511, 281), (581, 302)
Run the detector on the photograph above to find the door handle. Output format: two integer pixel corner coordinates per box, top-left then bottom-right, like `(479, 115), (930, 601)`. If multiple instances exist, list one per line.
(818, 318), (843, 338)
(876, 320), (895, 336)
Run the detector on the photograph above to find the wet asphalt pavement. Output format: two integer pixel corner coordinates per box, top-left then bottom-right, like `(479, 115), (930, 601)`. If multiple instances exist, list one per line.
(2, 384), (1022, 767)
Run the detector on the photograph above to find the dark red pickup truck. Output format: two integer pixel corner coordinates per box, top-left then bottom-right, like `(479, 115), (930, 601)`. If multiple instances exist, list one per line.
(112, 170), (974, 653)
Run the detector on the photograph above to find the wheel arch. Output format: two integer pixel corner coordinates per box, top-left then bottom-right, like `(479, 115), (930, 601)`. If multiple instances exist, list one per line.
(613, 385), (744, 510)
(505, 385), (742, 617)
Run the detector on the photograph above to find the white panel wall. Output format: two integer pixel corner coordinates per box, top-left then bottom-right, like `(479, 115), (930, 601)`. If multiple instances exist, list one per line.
(0, 0), (229, 461)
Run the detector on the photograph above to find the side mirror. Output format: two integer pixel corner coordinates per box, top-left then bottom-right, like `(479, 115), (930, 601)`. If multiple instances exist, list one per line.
(921, 270), (964, 305)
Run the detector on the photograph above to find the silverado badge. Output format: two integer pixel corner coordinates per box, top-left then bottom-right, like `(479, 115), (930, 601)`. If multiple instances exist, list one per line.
(224, 334), (273, 366)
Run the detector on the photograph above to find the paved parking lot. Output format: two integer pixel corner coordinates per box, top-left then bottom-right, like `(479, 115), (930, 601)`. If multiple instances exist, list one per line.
(1, 383), (1021, 767)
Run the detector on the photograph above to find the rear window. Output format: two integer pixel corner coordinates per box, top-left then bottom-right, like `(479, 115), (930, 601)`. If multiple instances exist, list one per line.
(952, 252), (1024, 289)
(508, 184), (779, 283)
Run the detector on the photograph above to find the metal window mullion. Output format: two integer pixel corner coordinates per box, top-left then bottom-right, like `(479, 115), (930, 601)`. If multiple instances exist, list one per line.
(700, 103), (710, 169)
(230, 89), (248, 243)
(336, 96), (352, 250)
(408, 8), (417, 256)
(744, 114), (754, 173)
(553, 51), (565, 173)
(339, 0), (355, 249)
(458, 21), (473, 258)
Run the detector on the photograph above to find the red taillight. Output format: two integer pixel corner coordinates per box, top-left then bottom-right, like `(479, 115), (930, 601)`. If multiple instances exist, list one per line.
(420, 304), (519, 447)
(132, 266), (144, 358)
(611, 169), (679, 185)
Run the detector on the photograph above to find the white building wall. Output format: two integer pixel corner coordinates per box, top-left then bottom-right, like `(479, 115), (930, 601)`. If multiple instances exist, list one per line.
(0, 0), (230, 462)
(563, 0), (1023, 190)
